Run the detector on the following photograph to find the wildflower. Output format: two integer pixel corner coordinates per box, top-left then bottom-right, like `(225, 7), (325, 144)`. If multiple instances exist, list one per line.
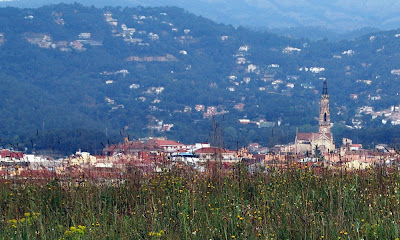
(78, 225), (86, 232)
(64, 230), (72, 237)
(24, 213), (31, 217)
(231, 236), (235, 239)
(7, 219), (17, 225)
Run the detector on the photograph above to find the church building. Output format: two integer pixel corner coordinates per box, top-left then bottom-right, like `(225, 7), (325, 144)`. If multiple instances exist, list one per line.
(295, 81), (335, 156)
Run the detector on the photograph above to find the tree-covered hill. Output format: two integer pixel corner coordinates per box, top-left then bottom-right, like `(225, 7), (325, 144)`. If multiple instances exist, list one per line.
(1, 3), (400, 154)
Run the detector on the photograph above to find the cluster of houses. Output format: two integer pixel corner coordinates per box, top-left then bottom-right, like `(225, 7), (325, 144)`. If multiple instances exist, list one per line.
(353, 104), (400, 128)
(24, 32), (101, 52)
(0, 138), (247, 178)
(1, 134), (399, 179)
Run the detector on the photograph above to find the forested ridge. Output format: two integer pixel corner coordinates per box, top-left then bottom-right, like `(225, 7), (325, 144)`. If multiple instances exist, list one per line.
(1, 3), (400, 154)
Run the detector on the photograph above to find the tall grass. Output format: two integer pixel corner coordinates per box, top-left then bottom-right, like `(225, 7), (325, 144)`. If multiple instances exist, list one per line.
(1, 164), (400, 239)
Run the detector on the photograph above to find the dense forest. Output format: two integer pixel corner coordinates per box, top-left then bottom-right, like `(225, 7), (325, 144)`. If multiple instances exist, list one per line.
(1, 3), (400, 154)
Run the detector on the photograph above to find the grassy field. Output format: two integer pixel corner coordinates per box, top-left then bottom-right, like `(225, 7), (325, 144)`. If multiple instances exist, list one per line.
(1, 164), (400, 239)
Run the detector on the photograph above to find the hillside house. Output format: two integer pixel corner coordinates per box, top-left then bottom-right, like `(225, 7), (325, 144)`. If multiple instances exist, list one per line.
(129, 84), (140, 89)
(391, 69), (400, 75)
(350, 94), (358, 99)
(160, 124), (173, 132)
(221, 36), (229, 41)
(243, 77), (251, 84)
(79, 33), (91, 39)
(236, 58), (246, 64)
(239, 119), (251, 124)
(342, 50), (354, 55)
(369, 95), (381, 101)
(239, 45), (249, 52)
(247, 64), (257, 72)
(234, 103), (245, 110)
(149, 32), (159, 41)
(195, 105), (205, 112)
(70, 41), (84, 50)
(310, 67), (325, 73)
(283, 47), (301, 53)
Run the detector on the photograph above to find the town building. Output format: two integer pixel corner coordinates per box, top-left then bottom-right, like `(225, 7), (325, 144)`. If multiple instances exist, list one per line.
(295, 81), (335, 156)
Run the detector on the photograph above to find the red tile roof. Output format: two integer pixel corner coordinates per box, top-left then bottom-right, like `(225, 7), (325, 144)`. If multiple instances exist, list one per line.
(151, 139), (183, 146)
(296, 133), (314, 140)
(296, 132), (332, 140)
(195, 147), (235, 154)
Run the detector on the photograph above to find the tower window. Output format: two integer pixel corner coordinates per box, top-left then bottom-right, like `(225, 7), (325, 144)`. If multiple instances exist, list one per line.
(324, 113), (327, 122)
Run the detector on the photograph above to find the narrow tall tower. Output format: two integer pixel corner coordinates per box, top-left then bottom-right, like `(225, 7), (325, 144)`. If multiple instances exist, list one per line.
(319, 81), (331, 133)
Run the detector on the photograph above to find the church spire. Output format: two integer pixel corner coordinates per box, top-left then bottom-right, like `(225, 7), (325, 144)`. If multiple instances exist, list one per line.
(319, 80), (331, 134)
(322, 80), (328, 95)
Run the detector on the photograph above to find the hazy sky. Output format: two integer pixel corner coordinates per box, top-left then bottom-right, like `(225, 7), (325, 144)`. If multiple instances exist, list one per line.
(2, 0), (400, 31)
(141, 0), (400, 30)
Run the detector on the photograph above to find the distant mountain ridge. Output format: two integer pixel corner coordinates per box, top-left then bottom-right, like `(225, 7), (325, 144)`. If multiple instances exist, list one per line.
(2, 0), (400, 33)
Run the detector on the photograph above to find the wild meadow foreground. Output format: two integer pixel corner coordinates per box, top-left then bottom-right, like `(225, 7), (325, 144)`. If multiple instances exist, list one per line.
(1, 165), (400, 239)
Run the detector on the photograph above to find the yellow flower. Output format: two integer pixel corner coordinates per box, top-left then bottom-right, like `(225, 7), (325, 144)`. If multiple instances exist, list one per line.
(24, 213), (31, 217)
(78, 225), (86, 232)
(7, 219), (17, 224)
(64, 230), (72, 237)
(231, 236), (236, 239)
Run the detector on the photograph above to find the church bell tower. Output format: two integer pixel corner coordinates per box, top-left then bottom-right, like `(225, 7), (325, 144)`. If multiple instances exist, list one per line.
(319, 81), (331, 133)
